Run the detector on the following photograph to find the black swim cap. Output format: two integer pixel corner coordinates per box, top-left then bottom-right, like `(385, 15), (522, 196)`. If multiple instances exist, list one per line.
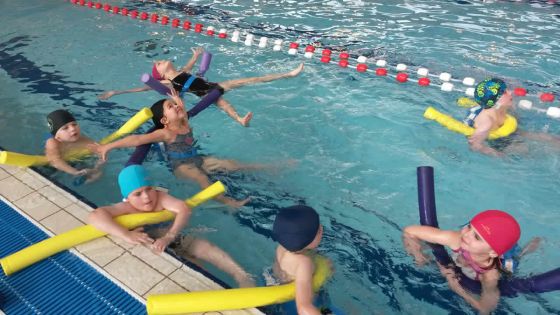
(47, 109), (76, 135)
(150, 99), (166, 129)
(273, 205), (320, 252)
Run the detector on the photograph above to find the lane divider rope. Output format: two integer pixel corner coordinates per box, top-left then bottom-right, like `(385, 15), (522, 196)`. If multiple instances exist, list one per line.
(68, 0), (560, 119)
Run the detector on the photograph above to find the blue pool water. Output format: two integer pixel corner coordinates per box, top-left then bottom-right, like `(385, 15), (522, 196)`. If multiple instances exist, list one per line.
(1, 0), (560, 314)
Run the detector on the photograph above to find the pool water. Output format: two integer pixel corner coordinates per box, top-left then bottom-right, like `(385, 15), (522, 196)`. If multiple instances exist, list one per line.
(1, 0), (560, 314)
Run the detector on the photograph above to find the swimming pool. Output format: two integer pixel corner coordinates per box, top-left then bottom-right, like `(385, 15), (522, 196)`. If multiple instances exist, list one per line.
(1, 0), (559, 313)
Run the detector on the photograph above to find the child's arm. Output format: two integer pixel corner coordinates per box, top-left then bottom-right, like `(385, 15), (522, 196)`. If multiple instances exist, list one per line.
(97, 86), (152, 100)
(151, 193), (193, 253)
(468, 118), (503, 157)
(97, 81), (173, 100)
(88, 204), (154, 245)
(45, 138), (87, 176)
(91, 129), (169, 161)
(519, 237), (541, 257)
(180, 47), (203, 73)
(403, 226), (459, 265)
(439, 263), (500, 315)
(294, 256), (321, 315)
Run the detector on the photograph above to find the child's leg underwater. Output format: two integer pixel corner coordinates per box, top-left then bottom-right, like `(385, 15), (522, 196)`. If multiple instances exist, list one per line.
(174, 164), (249, 208)
(186, 238), (255, 288)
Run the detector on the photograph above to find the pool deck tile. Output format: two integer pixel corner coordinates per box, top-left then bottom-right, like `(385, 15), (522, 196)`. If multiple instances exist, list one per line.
(14, 191), (61, 221)
(40, 209), (84, 235)
(130, 246), (181, 276)
(105, 252), (166, 296)
(13, 170), (47, 190)
(144, 278), (186, 297)
(76, 237), (125, 267)
(64, 201), (92, 223)
(0, 176), (33, 202)
(37, 185), (75, 208)
(0, 168), (10, 180)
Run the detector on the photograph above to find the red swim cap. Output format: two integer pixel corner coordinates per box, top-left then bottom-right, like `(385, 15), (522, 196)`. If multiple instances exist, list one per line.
(152, 64), (163, 80)
(471, 210), (520, 255)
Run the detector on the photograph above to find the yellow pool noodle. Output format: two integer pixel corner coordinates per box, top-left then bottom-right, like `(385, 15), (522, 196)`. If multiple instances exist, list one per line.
(0, 107), (153, 167)
(146, 256), (332, 315)
(0, 181), (225, 276)
(424, 106), (517, 140)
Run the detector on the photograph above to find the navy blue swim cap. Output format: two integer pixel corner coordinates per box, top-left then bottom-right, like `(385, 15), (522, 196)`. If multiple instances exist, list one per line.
(150, 99), (166, 129)
(273, 205), (320, 252)
(474, 78), (507, 109)
(47, 109), (76, 136)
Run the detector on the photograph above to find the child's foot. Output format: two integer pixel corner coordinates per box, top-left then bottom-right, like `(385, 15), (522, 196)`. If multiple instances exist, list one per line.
(239, 112), (253, 127)
(227, 197), (251, 208)
(287, 63), (304, 77)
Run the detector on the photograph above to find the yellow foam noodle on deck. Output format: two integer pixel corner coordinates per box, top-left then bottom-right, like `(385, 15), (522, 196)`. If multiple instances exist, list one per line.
(424, 106), (517, 140)
(0, 181), (225, 276)
(146, 255), (332, 315)
(0, 107), (153, 167)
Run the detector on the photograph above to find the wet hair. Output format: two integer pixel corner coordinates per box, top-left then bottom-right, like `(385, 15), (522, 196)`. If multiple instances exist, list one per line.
(150, 99), (166, 129)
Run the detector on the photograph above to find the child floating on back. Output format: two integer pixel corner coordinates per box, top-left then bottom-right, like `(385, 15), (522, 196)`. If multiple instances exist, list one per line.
(98, 47), (304, 127)
(45, 109), (103, 182)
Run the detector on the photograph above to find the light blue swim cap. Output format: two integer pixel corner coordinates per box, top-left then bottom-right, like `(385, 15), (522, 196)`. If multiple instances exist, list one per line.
(118, 165), (152, 199)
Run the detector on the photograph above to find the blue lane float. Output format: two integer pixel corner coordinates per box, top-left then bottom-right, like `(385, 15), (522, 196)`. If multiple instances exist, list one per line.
(416, 166), (560, 297)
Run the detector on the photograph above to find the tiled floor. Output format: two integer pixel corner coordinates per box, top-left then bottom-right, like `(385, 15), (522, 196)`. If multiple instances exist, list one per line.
(0, 164), (264, 315)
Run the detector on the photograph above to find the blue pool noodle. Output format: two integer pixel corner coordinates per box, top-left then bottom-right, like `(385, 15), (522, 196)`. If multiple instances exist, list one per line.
(196, 51), (212, 77)
(416, 166), (560, 297)
(141, 73), (171, 96)
(125, 88), (223, 167)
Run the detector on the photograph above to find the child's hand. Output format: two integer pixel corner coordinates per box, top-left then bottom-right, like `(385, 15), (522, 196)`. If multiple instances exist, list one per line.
(74, 169), (89, 177)
(191, 47), (204, 56)
(84, 168), (103, 184)
(88, 143), (111, 161)
(98, 90), (116, 100)
(124, 228), (154, 245)
(413, 251), (431, 266)
(151, 232), (176, 254)
(167, 88), (185, 109)
(437, 262), (465, 294)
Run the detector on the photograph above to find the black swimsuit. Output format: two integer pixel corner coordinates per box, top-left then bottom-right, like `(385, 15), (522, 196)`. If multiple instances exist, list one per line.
(171, 72), (225, 97)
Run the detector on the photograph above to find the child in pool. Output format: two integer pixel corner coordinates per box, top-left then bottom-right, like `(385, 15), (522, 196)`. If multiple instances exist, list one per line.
(466, 78), (515, 157)
(88, 165), (254, 287)
(272, 205), (328, 315)
(98, 47), (305, 127)
(44, 109), (103, 182)
(91, 90), (264, 208)
(403, 210), (525, 314)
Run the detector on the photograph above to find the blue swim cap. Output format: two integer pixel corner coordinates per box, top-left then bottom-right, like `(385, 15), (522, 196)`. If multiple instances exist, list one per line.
(272, 205), (320, 252)
(118, 165), (152, 199)
(474, 78), (507, 109)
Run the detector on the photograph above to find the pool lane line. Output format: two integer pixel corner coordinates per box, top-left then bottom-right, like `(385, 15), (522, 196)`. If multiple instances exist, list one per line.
(67, 0), (560, 119)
